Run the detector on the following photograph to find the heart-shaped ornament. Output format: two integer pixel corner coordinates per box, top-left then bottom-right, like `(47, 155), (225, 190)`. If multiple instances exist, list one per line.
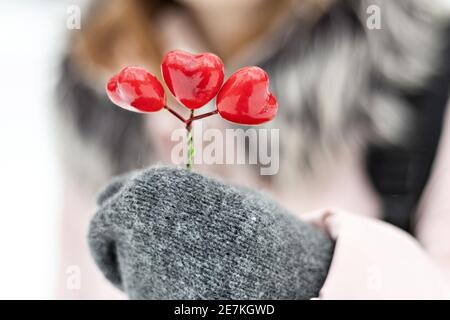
(107, 66), (166, 113)
(161, 50), (224, 109)
(216, 67), (278, 125)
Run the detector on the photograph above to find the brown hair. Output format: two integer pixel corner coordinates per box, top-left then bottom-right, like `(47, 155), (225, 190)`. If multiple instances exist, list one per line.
(69, 0), (334, 83)
(70, 0), (169, 79)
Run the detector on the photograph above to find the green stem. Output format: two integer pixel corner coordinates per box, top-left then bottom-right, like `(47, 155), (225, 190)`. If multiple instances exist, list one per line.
(163, 105), (218, 170)
(186, 110), (195, 170)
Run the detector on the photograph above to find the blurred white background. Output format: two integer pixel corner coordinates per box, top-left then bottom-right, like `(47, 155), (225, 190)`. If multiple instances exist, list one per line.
(0, 0), (86, 299)
(1, 0), (450, 300)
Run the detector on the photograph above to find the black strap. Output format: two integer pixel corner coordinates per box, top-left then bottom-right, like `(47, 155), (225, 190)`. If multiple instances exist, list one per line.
(366, 26), (450, 233)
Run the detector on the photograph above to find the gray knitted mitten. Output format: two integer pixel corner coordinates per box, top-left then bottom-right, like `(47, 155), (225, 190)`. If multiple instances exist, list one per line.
(88, 167), (334, 299)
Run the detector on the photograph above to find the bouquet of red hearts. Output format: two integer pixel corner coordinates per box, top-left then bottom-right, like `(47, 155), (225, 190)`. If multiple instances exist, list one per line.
(106, 50), (278, 169)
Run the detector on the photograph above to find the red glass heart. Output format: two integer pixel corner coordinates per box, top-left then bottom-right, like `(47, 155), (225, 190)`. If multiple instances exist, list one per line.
(161, 50), (224, 109)
(216, 66), (278, 125)
(106, 66), (166, 113)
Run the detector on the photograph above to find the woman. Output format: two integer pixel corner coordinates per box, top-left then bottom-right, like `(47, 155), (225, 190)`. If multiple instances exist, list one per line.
(55, 0), (450, 298)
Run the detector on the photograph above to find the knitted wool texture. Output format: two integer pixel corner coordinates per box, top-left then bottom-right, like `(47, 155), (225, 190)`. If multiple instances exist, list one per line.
(88, 167), (334, 299)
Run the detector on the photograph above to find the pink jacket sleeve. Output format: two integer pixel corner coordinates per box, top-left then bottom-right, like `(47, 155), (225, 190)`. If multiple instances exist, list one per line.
(302, 209), (450, 299)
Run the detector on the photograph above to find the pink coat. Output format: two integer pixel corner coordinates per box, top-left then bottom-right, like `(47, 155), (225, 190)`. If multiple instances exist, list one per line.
(302, 209), (450, 299)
